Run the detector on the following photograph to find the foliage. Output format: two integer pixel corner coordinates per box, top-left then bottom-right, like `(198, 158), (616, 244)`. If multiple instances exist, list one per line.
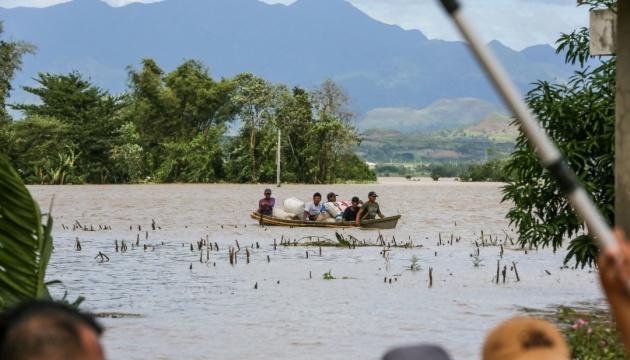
(226, 78), (373, 183)
(322, 270), (335, 280)
(554, 307), (627, 360)
(108, 122), (144, 183)
(13, 72), (124, 183)
(0, 21), (36, 123)
(7, 116), (80, 184)
(373, 164), (408, 177)
(502, 0), (615, 267)
(428, 163), (462, 181)
(156, 126), (226, 183)
(0, 154), (53, 309)
(460, 158), (512, 182)
(7, 58), (374, 184)
(335, 232), (351, 247)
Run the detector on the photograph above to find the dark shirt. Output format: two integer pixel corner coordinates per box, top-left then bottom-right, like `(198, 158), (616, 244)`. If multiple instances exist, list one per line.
(258, 197), (275, 216)
(343, 206), (360, 221)
(361, 201), (380, 220)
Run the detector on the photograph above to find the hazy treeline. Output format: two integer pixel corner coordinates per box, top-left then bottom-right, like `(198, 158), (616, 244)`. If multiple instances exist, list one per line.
(1, 57), (375, 184)
(374, 157), (510, 182)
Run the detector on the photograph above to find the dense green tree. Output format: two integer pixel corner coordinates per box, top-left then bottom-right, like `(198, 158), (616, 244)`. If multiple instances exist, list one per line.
(127, 59), (179, 169)
(502, 0), (615, 267)
(108, 122), (144, 183)
(128, 59), (236, 177)
(0, 21), (35, 124)
(307, 80), (365, 183)
(7, 57), (375, 185)
(8, 116), (78, 184)
(275, 87), (314, 182)
(14, 72), (124, 183)
(228, 73), (279, 182)
(460, 159), (511, 182)
(156, 126), (226, 183)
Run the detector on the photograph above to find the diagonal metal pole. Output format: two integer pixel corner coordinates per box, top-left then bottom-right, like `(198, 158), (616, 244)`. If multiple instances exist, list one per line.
(438, 0), (617, 253)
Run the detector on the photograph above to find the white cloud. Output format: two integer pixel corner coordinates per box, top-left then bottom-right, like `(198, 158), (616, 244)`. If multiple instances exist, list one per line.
(0, 0), (70, 7)
(0, 0), (156, 7)
(0, 0), (588, 49)
(258, 0), (588, 50)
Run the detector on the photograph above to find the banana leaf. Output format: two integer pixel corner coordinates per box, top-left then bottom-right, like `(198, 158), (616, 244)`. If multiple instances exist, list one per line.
(0, 154), (53, 309)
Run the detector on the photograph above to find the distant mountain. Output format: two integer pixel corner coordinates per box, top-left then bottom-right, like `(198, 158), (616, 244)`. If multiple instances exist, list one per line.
(461, 112), (517, 141)
(357, 98), (501, 133)
(2, 0), (573, 114)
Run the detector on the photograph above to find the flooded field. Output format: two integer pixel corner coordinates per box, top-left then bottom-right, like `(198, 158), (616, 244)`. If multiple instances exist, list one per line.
(29, 179), (605, 360)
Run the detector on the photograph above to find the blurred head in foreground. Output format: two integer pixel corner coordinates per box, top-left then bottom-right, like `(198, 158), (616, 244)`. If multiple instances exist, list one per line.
(0, 300), (105, 360)
(483, 317), (570, 360)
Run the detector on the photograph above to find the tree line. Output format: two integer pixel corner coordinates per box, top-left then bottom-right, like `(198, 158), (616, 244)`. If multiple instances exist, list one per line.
(0, 51), (375, 184)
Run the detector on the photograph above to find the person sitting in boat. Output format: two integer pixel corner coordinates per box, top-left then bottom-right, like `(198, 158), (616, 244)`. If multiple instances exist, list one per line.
(257, 188), (275, 216)
(323, 192), (344, 222)
(355, 191), (385, 225)
(304, 192), (325, 221)
(343, 196), (362, 222)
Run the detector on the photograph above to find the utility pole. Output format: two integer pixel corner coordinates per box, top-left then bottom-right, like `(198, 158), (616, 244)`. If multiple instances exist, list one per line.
(617, 1), (630, 235)
(276, 129), (281, 187)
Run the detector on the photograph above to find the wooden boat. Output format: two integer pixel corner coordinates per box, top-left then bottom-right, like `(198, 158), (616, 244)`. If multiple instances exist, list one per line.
(250, 212), (401, 229)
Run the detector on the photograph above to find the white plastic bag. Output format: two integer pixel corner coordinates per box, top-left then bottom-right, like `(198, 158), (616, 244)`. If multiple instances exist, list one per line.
(284, 197), (305, 215)
(273, 207), (296, 220)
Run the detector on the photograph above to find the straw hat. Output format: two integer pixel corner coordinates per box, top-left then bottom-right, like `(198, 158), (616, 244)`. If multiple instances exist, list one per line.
(482, 317), (570, 360)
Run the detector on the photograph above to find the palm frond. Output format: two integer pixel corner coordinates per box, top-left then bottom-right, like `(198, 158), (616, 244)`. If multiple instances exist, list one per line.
(0, 154), (52, 309)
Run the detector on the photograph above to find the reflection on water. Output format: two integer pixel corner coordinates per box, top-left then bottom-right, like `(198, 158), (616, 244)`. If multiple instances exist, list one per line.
(28, 180), (604, 360)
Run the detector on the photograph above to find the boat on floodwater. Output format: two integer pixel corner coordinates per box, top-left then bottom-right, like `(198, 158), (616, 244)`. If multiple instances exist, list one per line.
(250, 212), (401, 229)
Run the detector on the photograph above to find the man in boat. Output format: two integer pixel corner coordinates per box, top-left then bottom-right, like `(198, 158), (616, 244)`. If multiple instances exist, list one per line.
(343, 196), (362, 222)
(323, 192), (344, 222)
(257, 188), (275, 216)
(355, 191), (385, 225)
(304, 192), (325, 221)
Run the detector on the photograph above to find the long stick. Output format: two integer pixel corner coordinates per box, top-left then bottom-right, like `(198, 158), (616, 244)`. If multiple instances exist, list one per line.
(276, 129), (281, 187)
(438, 0), (617, 253)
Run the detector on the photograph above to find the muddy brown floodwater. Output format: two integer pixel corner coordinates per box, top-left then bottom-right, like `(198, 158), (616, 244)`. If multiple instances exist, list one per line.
(28, 179), (605, 360)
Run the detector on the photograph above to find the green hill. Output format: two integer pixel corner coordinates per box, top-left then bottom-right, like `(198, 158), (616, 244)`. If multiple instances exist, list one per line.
(356, 98), (503, 133)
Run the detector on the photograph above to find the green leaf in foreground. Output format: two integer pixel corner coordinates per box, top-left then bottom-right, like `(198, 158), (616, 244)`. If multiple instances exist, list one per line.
(0, 154), (53, 309)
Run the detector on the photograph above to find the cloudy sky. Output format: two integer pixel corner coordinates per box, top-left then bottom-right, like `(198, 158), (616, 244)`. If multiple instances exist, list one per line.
(0, 0), (588, 50)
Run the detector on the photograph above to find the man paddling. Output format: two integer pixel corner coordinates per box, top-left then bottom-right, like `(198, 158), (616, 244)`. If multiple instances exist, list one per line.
(355, 191), (384, 225)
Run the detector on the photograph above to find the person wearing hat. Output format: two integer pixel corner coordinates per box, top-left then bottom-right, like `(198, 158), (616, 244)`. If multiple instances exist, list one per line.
(323, 192), (344, 222)
(482, 316), (570, 360)
(257, 188), (275, 216)
(304, 192), (325, 221)
(382, 316), (570, 360)
(343, 196), (362, 222)
(355, 191), (385, 225)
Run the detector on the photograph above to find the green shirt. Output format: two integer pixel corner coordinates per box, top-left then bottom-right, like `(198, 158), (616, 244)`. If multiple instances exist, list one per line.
(361, 201), (380, 220)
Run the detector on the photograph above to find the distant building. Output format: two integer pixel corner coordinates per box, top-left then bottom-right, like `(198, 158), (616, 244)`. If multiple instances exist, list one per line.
(366, 162), (376, 170)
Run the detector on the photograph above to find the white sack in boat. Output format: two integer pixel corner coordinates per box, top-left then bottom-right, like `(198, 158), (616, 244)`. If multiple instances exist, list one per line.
(273, 207), (296, 220)
(283, 197), (305, 215)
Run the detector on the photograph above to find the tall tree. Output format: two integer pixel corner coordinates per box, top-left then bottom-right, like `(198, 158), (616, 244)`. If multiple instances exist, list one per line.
(502, 0), (616, 267)
(275, 87), (314, 182)
(308, 80), (364, 183)
(9, 116), (76, 184)
(14, 72), (124, 183)
(229, 73), (277, 182)
(0, 21), (35, 125)
(128, 59), (236, 178)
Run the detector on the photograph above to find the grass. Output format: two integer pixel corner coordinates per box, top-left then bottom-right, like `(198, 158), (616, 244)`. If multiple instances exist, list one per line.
(520, 305), (628, 359)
